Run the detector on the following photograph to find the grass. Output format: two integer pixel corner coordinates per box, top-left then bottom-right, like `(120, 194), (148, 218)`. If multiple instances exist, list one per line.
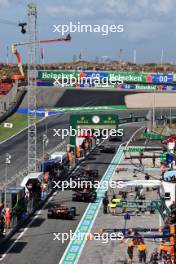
(0, 114), (41, 142)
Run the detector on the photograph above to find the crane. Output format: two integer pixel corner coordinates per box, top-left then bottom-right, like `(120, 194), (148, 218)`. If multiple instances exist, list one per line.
(12, 33), (71, 77)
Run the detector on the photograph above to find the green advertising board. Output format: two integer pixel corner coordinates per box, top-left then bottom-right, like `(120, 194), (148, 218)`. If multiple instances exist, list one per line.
(124, 147), (144, 153)
(38, 70), (79, 80)
(69, 114), (119, 152)
(143, 133), (165, 140)
(108, 72), (147, 83)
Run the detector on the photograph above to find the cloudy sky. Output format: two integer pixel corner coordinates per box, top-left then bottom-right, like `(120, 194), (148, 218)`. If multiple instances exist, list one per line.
(0, 0), (175, 63)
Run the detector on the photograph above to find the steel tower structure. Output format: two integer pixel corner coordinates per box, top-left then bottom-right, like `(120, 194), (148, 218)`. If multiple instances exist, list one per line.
(27, 2), (38, 173)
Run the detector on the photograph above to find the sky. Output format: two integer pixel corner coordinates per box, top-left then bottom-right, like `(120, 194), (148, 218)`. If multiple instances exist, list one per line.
(0, 0), (175, 64)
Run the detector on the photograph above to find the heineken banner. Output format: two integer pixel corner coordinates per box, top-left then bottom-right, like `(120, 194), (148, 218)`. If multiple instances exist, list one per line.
(37, 71), (174, 85)
(119, 83), (176, 90)
(38, 70), (78, 80)
(108, 72), (173, 84)
(82, 71), (108, 80)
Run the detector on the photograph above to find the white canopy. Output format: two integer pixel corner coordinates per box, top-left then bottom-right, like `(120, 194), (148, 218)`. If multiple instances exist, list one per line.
(20, 172), (43, 191)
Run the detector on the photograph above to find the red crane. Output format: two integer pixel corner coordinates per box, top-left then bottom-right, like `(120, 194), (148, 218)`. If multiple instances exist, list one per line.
(12, 34), (71, 77)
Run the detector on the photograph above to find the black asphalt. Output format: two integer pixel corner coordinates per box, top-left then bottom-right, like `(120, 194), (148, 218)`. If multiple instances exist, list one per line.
(55, 90), (138, 107)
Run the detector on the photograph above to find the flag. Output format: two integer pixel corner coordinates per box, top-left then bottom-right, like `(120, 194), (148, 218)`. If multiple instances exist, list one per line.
(79, 49), (83, 60)
(40, 47), (44, 60)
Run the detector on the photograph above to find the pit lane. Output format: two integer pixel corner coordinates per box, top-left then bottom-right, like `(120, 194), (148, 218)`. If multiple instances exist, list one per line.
(0, 123), (141, 264)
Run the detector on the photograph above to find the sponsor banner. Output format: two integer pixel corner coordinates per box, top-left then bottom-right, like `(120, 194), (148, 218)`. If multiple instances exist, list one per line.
(162, 85), (176, 91)
(119, 83), (156, 89)
(120, 83), (176, 90)
(109, 72), (146, 83)
(151, 74), (173, 84)
(38, 70), (78, 80)
(82, 71), (109, 81)
(109, 72), (174, 84)
(37, 71), (174, 85)
(16, 107), (63, 117)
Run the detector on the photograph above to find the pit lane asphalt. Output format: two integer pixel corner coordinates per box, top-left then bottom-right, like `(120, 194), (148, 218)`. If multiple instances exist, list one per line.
(0, 109), (148, 184)
(0, 123), (142, 264)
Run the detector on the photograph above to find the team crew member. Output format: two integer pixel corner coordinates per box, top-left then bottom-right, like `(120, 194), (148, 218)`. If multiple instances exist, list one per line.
(152, 153), (156, 168)
(76, 146), (81, 158)
(127, 239), (135, 264)
(67, 150), (73, 169)
(139, 152), (144, 166)
(102, 195), (109, 214)
(161, 162), (166, 179)
(138, 241), (147, 263)
(5, 207), (11, 229)
(159, 241), (168, 256)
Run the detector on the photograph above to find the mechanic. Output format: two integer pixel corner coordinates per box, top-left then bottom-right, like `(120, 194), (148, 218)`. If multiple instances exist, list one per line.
(67, 150), (73, 169)
(5, 206), (11, 229)
(139, 152), (144, 166)
(0, 214), (5, 236)
(83, 187), (88, 193)
(138, 241), (147, 263)
(161, 162), (166, 180)
(127, 239), (135, 264)
(149, 248), (159, 264)
(159, 241), (168, 256)
(111, 194), (117, 215)
(76, 146), (81, 158)
(152, 153), (156, 168)
(102, 195), (109, 214)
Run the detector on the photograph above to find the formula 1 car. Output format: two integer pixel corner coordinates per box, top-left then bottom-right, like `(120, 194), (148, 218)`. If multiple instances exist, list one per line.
(84, 169), (99, 179)
(72, 176), (96, 191)
(109, 135), (123, 142)
(72, 190), (97, 203)
(99, 145), (116, 154)
(47, 205), (76, 219)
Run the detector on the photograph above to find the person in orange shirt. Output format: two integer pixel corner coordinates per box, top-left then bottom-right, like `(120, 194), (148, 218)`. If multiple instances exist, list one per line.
(5, 207), (11, 229)
(67, 150), (73, 168)
(76, 146), (81, 158)
(138, 241), (147, 263)
(159, 241), (168, 256)
(127, 239), (135, 264)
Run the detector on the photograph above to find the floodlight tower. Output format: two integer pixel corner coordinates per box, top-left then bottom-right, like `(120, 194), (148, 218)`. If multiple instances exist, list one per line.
(27, 1), (38, 173)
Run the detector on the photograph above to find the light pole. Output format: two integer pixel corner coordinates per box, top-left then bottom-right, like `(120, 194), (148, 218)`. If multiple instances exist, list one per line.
(152, 88), (156, 129)
(43, 134), (48, 161)
(41, 134), (48, 199)
(4, 153), (11, 211)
